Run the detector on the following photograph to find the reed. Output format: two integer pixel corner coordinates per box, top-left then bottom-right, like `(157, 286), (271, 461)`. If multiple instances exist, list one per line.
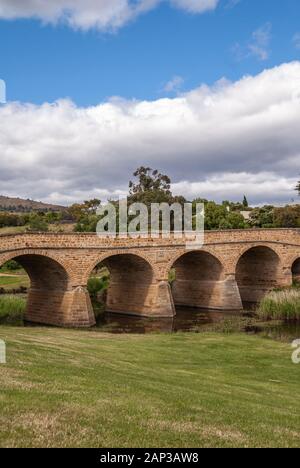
(0, 295), (26, 324)
(258, 289), (300, 321)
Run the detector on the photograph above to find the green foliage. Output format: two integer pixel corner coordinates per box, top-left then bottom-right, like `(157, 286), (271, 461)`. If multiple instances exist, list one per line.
(248, 205), (274, 228)
(129, 167), (171, 196)
(243, 195), (249, 208)
(248, 205), (300, 229)
(45, 211), (63, 224)
(75, 214), (99, 232)
(128, 166), (185, 207)
(27, 213), (49, 232)
(87, 276), (110, 298)
(195, 201), (246, 230)
(0, 212), (27, 228)
(1, 260), (21, 271)
(69, 199), (102, 232)
(219, 211), (246, 229)
(273, 205), (300, 228)
(258, 289), (300, 321)
(168, 268), (176, 285)
(68, 199), (101, 222)
(0, 295), (26, 324)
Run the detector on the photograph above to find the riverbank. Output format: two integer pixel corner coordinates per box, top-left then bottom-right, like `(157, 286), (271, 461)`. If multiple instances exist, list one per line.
(0, 326), (299, 448)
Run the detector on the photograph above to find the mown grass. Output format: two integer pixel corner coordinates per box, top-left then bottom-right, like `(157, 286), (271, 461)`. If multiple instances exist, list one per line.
(0, 275), (30, 290)
(0, 326), (299, 448)
(0, 296), (26, 325)
(258, 289), (300, 321)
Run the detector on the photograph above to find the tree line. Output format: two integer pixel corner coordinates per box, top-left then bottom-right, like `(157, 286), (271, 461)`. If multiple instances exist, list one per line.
(71, 168), (300, 232)
(0, 168), (299, 232)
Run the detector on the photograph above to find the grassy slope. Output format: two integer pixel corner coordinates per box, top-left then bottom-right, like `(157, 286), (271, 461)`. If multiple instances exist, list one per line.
(0, 327), (299, 448)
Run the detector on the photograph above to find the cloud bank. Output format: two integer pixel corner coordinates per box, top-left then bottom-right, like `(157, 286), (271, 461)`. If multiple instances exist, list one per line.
(0, 62), (300, 206)
(0, 0), (219, 31)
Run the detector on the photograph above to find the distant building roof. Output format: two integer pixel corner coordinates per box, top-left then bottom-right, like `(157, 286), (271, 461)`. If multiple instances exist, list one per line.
(240, 211), (251, 220)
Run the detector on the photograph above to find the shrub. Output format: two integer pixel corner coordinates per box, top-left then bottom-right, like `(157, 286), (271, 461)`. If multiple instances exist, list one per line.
(87, 276), (109, 298)
(1, 260), (22, 271)
(27, 213), (49, 232)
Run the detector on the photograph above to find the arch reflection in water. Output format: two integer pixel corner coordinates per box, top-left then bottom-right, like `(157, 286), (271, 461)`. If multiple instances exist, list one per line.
(95, 307), (241, 334)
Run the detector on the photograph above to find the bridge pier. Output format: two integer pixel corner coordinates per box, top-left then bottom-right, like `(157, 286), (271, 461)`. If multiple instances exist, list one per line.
(26, 286), (95, 328)
(106, 280), (175, 318)
(172, 275), (243, 311)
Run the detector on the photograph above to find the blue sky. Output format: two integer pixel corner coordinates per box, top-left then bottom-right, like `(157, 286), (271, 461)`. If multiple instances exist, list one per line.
(1, 0), (300, 106)
(0, 0), (300, 205)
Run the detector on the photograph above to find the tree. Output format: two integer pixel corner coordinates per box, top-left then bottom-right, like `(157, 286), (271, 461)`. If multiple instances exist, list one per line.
(1, 260), (22, 271)
(274, 205), (300, 228)
(68, 199), (101, 222)
(248, 206), (274, 228)
(129, 167), (171, 197)
(296, 181), (300, 196)
(243, 195), (249, 208)
(45, 211), (62, 224)
(195, 200), (245, 230)
(87, 276), (110, 298)
(128, 166), (185, 204)
(128, 167), (186, 231)
(27, 213), (49, 232)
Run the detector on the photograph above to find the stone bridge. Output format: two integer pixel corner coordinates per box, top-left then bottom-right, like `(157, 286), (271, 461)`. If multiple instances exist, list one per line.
(0, 229), (299, 328)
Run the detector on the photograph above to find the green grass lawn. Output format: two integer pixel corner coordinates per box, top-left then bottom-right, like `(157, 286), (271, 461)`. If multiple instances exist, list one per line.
(0, 275), (30, 290)
(0, 327), (299, 448)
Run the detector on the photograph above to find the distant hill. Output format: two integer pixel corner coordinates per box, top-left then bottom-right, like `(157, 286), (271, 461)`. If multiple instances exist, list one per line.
(0, 195), (66, 213)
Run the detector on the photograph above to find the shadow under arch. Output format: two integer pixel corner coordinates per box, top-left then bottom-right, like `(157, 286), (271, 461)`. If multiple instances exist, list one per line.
(170, 250), (241, 311)
(88, 253), (158, 317)
(0, 253), (70, 326)
(292, 258), (300, 284)
(236, 246), (281, 305)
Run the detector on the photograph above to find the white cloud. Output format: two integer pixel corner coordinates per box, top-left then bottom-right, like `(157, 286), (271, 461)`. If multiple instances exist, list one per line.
(0, 0), (219, 31)
(0, 62), (300, 205)
(248, 23), (272, 60)
(170, 0), (218, 13)
(234, 23), (272, 62)
(172, 173), (298, 206)
(163, 76), (184, 93)
(293, 33), (300, 50)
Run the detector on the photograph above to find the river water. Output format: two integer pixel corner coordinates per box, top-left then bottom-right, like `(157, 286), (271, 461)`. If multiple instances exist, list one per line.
(94, 306), (300, 341)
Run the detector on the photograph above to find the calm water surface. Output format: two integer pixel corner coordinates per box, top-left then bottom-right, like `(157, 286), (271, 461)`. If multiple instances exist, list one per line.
(94, 306), (300, 341)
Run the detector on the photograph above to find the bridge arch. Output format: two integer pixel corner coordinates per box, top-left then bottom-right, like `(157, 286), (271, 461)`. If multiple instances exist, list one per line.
(0, 251), (70, 326)
(83, 251), (156, 285)
(0, 251), (70, 288)
(86, 252), (167, 317)
(236, 246), (281, 305)
(0, 249), (70, 275)
(0, 251), (95, 327)
(169, 250), (241, 310)
(292, 257), (300, 284)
